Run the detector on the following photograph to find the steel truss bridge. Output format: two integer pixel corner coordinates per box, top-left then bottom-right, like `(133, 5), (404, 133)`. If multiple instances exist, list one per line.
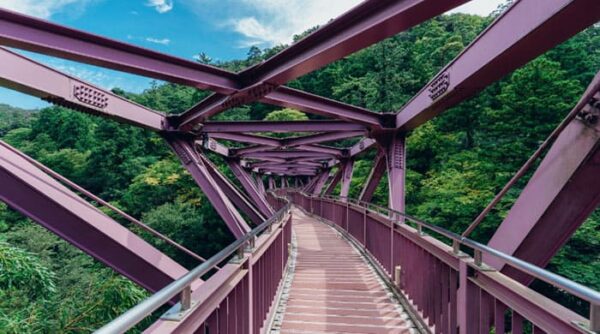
(1, 0), (600, 333)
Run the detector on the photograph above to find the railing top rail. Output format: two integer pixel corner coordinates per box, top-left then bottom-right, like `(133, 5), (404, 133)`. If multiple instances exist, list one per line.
(300, 191), (600, 306)
(95, 198), (291, 334)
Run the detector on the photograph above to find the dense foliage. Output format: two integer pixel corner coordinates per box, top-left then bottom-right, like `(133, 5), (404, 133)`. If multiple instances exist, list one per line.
(0, 10), (598, 332)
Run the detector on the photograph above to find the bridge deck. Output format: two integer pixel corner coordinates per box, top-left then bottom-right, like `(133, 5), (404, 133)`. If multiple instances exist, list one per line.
(276, 208), (414, 334)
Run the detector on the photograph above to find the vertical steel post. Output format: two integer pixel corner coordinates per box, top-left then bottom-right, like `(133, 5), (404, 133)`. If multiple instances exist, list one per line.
(386, 134), (406, 213)
(339, 159), (354, 200)
(227, 160), (274, 217)
(165, 137), (250, 238)
(591, 304), (600, 332)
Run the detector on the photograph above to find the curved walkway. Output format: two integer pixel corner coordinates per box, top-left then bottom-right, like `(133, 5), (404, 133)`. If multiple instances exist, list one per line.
(274, 207), (415, 334)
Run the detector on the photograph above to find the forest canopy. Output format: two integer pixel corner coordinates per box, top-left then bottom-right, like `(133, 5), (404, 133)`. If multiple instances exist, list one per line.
(0, 11), (599, 333)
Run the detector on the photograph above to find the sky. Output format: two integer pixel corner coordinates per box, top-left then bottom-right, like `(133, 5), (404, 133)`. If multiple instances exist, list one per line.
(0, 0), (506, 109)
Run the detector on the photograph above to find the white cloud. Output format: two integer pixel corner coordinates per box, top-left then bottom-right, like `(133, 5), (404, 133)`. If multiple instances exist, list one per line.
(0, 0), (91, 19)
(219, 0), (509, 48)
(226, 0), (362, 47)
(145, 37), (171, 45)
(449, 0), (507, 16)
(146, 0), (173, 14)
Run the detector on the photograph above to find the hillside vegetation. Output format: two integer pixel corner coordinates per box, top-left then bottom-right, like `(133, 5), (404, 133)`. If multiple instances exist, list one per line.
(0, 12), (599, 332)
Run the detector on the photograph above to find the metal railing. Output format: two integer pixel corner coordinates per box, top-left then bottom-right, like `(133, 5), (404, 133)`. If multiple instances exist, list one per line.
(297, 191), (600, 332)
(95, 199), (291, 334)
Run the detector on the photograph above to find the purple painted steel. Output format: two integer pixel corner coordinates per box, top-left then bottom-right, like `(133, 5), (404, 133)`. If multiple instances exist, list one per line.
(282, 131), (364, 147)
(395, 0), (600, 130)
(0, 48), (165, 130)
(245, 0), (470, 86)
(339, 159), (354, 199)
(311, 171), (331, 195)
(201, 120), (364, 133)
(254, 174), (266, 196)
(252, 163), (318, 170)
(241, 151), (333, 159)
(261, 87), (382, 127)
(176, 0), (473, 128)
(294, 144), (344, 156)
(166, 137), (250, 238)
(322, 167), (342, 196)
(485, 117), (600, 282)
(386, 134), (406, 212)
(349, 137), (377, 157)
(146, 206), (292, 333)
(0, 141), (189, 293)
(233, 145), (278, 156)
(293, 193), (590, 334)
(359, 148), (386, 202)
(268, 176), (275, 190)
(209, 133), (280, 147)
(200, 155), (266, 224)
(227, 160), (275, 217)
(0, 8), (238, 93)
(200, 137), (229, 157)
(234, 144), (342, 157)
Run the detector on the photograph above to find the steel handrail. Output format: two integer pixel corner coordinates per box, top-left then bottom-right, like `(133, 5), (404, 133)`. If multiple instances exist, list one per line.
(95, 199), (291, 334)
(301, 191), (600, 306)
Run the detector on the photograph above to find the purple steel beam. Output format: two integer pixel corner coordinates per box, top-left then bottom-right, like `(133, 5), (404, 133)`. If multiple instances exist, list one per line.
(485, 102), (600, 284)
(268, 176), (275, 190)
(339, 159), (355, 199)
(311, 170), (331, 195)
(165, 136), (250, 238)
(254, 173), (266, 195)
(252, 162), (317, 169)
(359, 148), (386, 202)
(0, 47), (165, 131)
(200, 137), (229, 157)
(0, 8), (238, 94)
(293, 161), (323, 167)
(176, 0), (473, 128)
(303, 175), (319, 193)
(0, 141), (188, 293)
(295, 144), (345, 156)
(323, 167), (343, 196)
(208, 133), (280, 147)
(283, 131), (364, 147)
(395, 0), (600, 130)
(233, 145), (276, 156)
(349, 137), (377, 157)
(260, 87), (382, 127)
(0, 7), (385, 128)
(201, 120), (364, 133)
(256, 166), (319, 174)
(199, 154), (266, 224)
(227, 160), (274, 217)
(385, 134), (406, 212)
(241, 151), (333, 159)
(243, 0), (470, 87)
(242, 157), (286, 165)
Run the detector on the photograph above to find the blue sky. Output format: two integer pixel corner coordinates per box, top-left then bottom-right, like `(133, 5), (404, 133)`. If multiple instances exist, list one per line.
(0, 0), (505, 109)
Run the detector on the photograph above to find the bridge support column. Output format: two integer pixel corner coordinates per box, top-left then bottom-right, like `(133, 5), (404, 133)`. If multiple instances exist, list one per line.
(0, 141), (188, 293)
(311, 170), (330, 195)
(166, 136), (250, 238)
(323, 166), (343, 196)
(227, 160), (274, 217)
(268, 176), (275, 190)
(386, 134), (406, 212)
(339, 160), (355, 200)
(201, 155), (266, 224)
(484, 78), (600, 284)
(359, 148), (386, 202)
(254, 174), (266, 195)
